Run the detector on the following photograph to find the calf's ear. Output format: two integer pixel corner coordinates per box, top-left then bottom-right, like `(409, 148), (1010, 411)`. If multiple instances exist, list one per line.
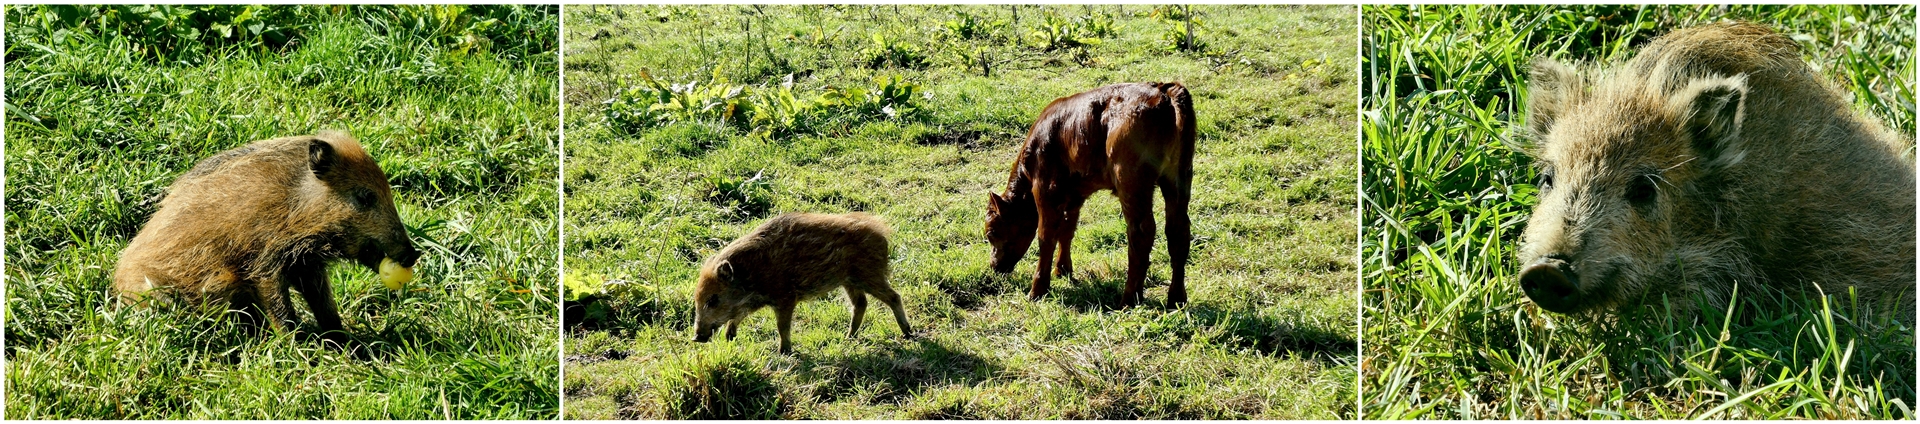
(308, 139), (337, 176)
(1668, 74), (1748, 169)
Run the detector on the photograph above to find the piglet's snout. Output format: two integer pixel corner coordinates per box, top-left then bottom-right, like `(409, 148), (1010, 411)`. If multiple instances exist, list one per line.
(1520, 257), (1581, 313)
(691, 322), (714, 343)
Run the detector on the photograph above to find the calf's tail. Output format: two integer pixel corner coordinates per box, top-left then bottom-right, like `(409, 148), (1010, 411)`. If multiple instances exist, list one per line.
(1159, 82), (1197, 149)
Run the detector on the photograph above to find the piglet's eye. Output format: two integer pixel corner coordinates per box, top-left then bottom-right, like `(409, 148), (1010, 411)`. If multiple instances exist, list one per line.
(1626, 175), (1658, 206)
(352, 190), (377, 209)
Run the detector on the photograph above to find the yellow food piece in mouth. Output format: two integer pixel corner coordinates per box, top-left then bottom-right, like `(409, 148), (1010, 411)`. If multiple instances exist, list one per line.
(379, 258), (415, 290)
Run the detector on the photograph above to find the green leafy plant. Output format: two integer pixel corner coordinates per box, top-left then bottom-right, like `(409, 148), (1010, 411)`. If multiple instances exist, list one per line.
(861, 32), (928, 69)
(7, 5), (555, 64)
(940, 11), (1007, 41)
(860, 74), (926, 119)
(351, 5), (559, 60)
(602, 68), (754, 136)
(1162, 18), (1206, 52)
(605, 71), (929, 139)
(1144, 5), (1191, 21)
(705, 171), (773, 221)
(1027, 12), (1114, 51)
(9, 5), (307, 63)
(564, 270), (607, 302)
(746, 74), (825, 134)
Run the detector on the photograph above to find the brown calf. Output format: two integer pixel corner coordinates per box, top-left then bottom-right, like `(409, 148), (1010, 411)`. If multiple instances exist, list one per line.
(985, 82), (1197, 307)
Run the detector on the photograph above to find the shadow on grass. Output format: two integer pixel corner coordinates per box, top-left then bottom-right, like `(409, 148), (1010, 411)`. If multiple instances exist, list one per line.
(792, 338), (1003, 405)
(928, 271), (1020, 310)
(914, 126), (996, 151)
(1052, 272), (1356, 360)
(1052, 273), (1135, 312)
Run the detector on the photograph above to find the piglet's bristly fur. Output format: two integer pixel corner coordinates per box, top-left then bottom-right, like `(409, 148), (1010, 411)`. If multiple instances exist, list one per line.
(690, 212), (912, 354)
(1518, 22), (1914, 317)
(114, 131), (420, 344)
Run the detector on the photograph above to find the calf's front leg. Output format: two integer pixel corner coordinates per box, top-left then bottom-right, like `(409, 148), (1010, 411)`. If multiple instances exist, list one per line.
(1054, 203), (1083, 279)
(1028, 200), (1064, 301)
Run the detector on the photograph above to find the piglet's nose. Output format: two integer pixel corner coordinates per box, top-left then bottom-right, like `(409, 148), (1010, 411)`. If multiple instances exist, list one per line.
(391, 246), (422, 267)
(1520, 257), (1581, 313)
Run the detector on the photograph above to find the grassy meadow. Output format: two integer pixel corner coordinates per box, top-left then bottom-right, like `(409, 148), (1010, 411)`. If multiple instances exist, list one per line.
(1362, 5), (1916, 419)
(4, 6), (560, 419)
(561, 5), (1357, 419)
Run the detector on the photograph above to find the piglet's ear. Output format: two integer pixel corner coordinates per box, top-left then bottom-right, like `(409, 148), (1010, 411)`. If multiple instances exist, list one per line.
(308, 139), (337, 176)
(1668, 74), (1748, 168)
(715, 260), (735, 283)
(1526, 59), (1588, 141)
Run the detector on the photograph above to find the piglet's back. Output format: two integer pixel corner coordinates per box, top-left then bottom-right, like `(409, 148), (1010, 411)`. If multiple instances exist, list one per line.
(710, 213), (892, 295)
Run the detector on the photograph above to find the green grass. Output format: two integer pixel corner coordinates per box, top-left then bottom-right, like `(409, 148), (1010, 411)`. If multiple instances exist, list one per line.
(1361, 5), (1916, 419)
(562, 5), (1356, 419)
(4, 6), (560, 419)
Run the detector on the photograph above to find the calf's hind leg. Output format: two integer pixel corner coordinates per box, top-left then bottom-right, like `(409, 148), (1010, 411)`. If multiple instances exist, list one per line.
(1160, 172), (1192, 306)
(1115, 171), (1159, 308)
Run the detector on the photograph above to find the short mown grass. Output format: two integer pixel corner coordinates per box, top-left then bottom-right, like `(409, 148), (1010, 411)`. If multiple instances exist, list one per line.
(1361, 5), (1916, 419)
(562, 5), (1357, 419)
(4, 5), (560, 419)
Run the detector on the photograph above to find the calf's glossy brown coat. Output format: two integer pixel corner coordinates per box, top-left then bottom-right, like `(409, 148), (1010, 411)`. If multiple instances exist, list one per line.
(986, 82), (1197, 307)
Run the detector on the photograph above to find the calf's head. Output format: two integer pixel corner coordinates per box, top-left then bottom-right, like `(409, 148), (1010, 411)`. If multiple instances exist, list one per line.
(1517, 60), (1748, 314)
(305, 135), (421, 271)
(984, 191), (1038, 274)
